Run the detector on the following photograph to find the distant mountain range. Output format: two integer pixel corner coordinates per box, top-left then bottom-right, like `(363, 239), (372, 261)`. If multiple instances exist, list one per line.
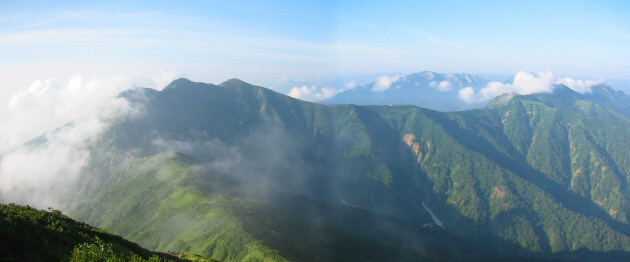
(296, 71), (627, 113)
(322, 71), (489, 111)
(6, 77), (630, 261)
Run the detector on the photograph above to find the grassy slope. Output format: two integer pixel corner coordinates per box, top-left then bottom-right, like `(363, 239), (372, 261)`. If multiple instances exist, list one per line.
(74, 154), (287, 262)
(74, 152), (483, 261)
(0, 203), (159, 261)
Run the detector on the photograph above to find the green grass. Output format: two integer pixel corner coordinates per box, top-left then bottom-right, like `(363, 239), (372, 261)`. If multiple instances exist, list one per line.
(0, 203), (159, 261)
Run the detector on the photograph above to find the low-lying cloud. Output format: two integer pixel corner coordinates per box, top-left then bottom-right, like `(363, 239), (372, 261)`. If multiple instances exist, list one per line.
(429, 80), (452, 91)
(458, 71), (605, 103)
(288, 80), (359, 102)
(0, 72), (177, 210)
(344, 80), (357, 89)
(0, 119), (105, 211)
(555, 77), (604, 94)
(288, 85), (340, 101)
(371, 75), (400, 92)
(147, 123), (318, 200)
(0, 71), (178, 152)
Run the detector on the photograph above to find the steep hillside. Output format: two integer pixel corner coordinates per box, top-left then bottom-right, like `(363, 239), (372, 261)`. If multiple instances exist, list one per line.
(73, 153), (478, 261)
(64, 78), (630, 261)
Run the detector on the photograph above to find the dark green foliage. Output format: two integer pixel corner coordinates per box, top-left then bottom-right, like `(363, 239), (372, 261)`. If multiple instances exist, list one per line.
(70, 237), (162, 262)
(0, 204), (158, 261)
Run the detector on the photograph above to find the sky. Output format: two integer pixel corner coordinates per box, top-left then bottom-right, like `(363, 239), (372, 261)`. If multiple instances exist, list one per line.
(2, 1), (629, 84)
(0, 0), (629, 149)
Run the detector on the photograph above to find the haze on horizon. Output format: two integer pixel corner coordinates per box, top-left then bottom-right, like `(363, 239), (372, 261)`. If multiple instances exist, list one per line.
(1, 0), (629, 151)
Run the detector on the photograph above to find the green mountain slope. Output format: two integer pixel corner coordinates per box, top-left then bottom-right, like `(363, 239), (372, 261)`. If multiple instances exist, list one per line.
(65, 78), (630, 261)
(74, 153), (290, 262)
(0, 203), (163, 261)
(73, 151), (481, 261)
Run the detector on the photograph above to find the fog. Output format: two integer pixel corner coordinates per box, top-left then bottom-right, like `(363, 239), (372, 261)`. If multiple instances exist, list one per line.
(0, 72), (176, 210)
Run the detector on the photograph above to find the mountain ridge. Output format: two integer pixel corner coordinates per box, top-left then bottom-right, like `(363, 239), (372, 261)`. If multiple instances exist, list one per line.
(10, 76), (630, 261)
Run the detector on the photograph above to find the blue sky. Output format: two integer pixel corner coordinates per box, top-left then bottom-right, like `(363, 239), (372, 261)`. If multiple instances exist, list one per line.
(1, 0), (629, 89)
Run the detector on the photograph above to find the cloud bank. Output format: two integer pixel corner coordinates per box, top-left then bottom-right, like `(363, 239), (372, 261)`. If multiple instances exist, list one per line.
(458, 71), (605, 103)
(0, 72), (176, 210)
(0, 71), (178, 152)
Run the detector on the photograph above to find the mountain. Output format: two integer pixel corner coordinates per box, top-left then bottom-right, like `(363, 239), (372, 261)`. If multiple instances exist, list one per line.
(71, 78), (479, 261)
(323, 71), (489, 111)
(12, 77), (630, 261)
(0, 203), (217, 261)
(586, 84), (630, 116)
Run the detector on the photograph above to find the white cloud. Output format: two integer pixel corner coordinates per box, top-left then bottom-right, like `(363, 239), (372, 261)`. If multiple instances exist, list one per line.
(429, 80), (452, 91)
(0, 73), (160, 210)
(372, 75), (400, 92)
(288, 85), (340, 102)
(149, 70), (180, 91)
(0, 119), (105, 210)
(288, 85), (315, 100)
(344, 80), (357, 89)
(458, 87), (476, 103)
(458, 71), (554, 103)
(511, 71), (555, 94)
(1, 75), (127, 152)
(555, 77), (604, 94)
(288, 80), (360, 102)
(458, 71), (609, 104)
(0, 72), (177, 152)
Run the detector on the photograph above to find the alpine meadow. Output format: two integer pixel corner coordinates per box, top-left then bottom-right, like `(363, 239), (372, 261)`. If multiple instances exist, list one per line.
(2, 1), (630, 261)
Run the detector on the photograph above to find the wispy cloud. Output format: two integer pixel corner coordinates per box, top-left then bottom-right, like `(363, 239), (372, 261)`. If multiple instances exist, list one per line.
(344, 80), (357, 89)
(0, 72), (177, 152)
(0, 29), (139, 47)
(0, 118), (105, 210)
(0, 73), (162, 209)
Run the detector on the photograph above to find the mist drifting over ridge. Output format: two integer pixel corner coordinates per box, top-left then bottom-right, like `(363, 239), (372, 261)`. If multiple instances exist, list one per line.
(1, 72), (630, 260)
(0, 70), (619, 211)
(0, 72), (177, 210)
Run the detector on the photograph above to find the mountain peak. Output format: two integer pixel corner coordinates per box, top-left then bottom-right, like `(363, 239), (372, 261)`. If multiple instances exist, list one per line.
(164, 78), (195, 90)
(590, 84), (617, 94)
(486, 92), (517, 109)
(551, 84), (582, 98)
(414, 71), (438, 79)
(219, 78), (252, 87)
(164, 78), (195, 89)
